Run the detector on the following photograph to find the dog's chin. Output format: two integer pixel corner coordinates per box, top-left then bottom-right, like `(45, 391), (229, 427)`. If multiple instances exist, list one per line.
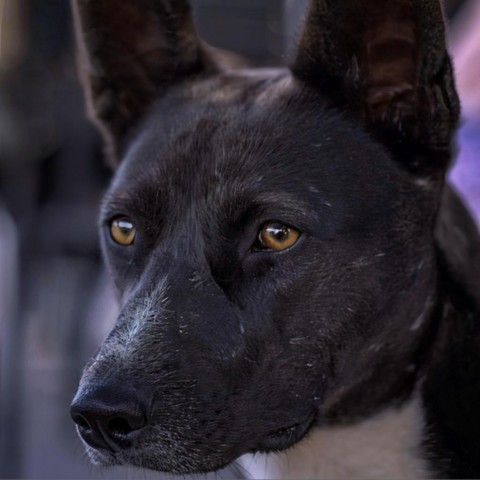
(84, 445), (117, 467)
(127, 452), (235, 475)
(83, 440), (239, 475)
(87, 448), (237, 475)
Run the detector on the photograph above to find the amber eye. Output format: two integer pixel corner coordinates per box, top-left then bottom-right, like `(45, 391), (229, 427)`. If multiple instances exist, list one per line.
(110, 217), (136, 246)
(256, 223), (301, 251)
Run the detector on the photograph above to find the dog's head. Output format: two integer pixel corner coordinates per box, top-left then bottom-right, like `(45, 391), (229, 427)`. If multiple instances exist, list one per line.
(70, 0), (460, 474)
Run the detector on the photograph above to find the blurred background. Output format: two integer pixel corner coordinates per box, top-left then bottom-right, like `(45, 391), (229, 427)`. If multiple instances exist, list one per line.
(0, 0), (478, 478)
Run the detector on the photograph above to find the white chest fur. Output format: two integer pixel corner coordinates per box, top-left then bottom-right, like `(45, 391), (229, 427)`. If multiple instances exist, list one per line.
(240, 397), (429, 479)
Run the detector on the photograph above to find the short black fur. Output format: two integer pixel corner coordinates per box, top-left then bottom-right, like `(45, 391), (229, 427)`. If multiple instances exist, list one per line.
(70, 0), (480, 477)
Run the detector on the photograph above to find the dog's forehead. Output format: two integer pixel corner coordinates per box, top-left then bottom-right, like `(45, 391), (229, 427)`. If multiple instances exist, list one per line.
(107, 68), (411, 224)
(124, 68), (310, 173)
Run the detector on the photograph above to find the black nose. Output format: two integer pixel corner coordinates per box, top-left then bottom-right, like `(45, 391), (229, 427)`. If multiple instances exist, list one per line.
(70, 382), (149, 451)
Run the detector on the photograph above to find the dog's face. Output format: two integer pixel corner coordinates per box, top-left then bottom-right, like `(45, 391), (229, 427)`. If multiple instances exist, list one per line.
(71, 0), (460, 474)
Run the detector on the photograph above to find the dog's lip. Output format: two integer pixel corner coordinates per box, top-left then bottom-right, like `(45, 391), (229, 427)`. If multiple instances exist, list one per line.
(80, 432), (117, 466)
(76, 424), (115, 453)
(255, 413), (316, 452)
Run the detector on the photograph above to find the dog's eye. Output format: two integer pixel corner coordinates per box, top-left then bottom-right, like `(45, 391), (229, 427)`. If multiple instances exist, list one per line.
(110, 217), (136, 246)
(256, 223), (300, 251)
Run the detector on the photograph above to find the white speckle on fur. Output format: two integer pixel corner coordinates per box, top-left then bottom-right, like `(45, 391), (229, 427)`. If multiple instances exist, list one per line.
(240, 396), (429, 480)
(410, 296), (434, 332)
(121, 277), (169, 347)
(289, 337), (308, 345)
(350, 256), (382, 268)
(414, 178), (433, 189)
(410, 312), (426, 332)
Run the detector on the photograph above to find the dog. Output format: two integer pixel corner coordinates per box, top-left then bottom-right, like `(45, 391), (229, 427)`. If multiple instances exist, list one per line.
(70, 0), (480, 478)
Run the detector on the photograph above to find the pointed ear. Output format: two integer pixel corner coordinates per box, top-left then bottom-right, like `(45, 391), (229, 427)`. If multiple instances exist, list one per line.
(291, 0), (460, 178)
(72, 0), (218, 165)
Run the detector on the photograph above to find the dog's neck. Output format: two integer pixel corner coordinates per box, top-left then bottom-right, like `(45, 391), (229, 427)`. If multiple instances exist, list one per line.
(417, 283), (480, 477)
(241, 395), (429, 479)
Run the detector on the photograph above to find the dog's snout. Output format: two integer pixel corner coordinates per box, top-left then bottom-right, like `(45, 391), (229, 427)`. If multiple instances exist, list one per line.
(70, 383), (149, 451)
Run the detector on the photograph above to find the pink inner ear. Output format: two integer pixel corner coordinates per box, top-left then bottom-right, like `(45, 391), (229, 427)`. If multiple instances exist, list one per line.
(361, 12), (418, 122)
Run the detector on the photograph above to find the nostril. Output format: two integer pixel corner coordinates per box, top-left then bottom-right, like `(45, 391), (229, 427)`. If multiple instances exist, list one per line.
(108, 417), (135, 436)
(72, 413), (90, 430)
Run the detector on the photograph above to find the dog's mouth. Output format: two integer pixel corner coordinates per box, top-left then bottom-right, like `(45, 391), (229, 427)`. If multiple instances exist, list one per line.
(81, 413), (316, 472)
(255, 414), (316, 452)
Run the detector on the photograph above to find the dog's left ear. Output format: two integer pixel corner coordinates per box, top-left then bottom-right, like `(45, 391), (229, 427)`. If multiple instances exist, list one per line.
(291, 0), (460, 179)
(72, 0), (218, 165)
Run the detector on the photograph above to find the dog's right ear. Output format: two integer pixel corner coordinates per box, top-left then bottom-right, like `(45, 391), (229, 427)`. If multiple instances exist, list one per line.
(72, 0), (218, 166)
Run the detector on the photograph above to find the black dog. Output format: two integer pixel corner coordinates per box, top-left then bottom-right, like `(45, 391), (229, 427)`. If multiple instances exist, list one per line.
(70, 0), (480, 478)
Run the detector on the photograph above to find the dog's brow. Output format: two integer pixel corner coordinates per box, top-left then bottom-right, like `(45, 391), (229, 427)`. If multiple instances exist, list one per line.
(240, 192), (319, 228)
(99, 183), (163, 224)
(99, 195), (129, 224)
